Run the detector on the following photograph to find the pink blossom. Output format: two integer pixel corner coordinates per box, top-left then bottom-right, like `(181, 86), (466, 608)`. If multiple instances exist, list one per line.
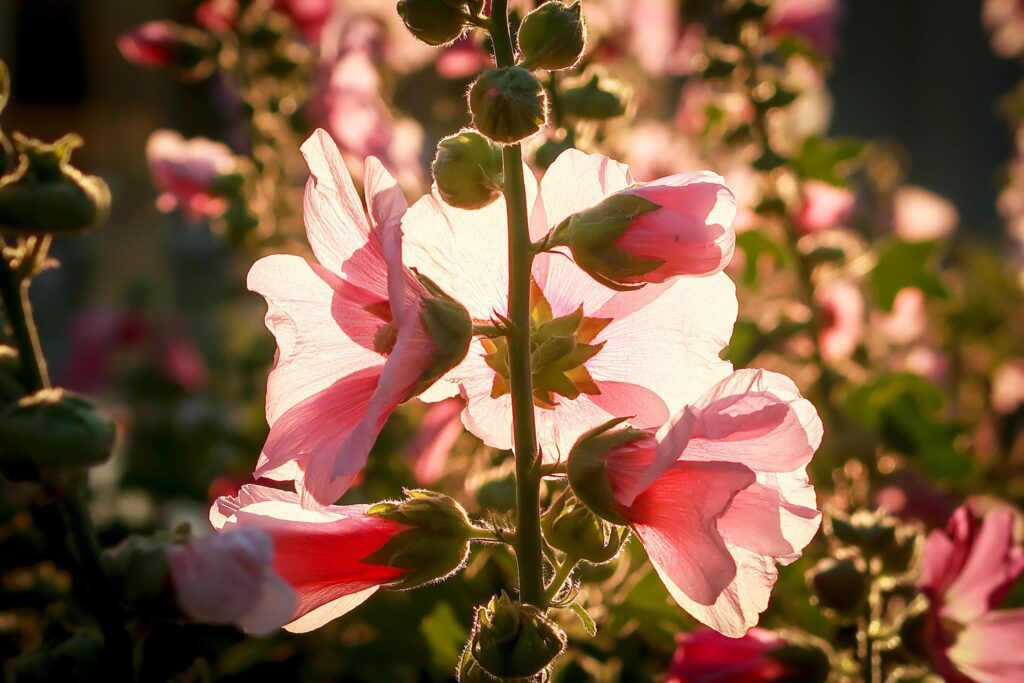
(675, 81), (753, 138)
(402, 149), (739, 459)
(167, 485), (407, 634)
(816, 281), (864, 361)
(117, 22), (179, 67)
(437, 34), (492, 79)
(918, 503), (1024, 682)
(667, 628), (791, 683)
(893, 185), (958, 242)
(984, 0), (1024, 59)
(795, 180), (856, 234)
(901, 344), (950, 383)
(195, 0), (334, 42)
(765, 0), (844, 59)
(992, 359), (1024, 414)
(162, 328), (210, 392)
(875, 469), (957, 529)
(874, 287), (927, 346)
(406, 398), (465, 486)
(249, 130), (468, 508)
(575, 369), (822, 636)
(146, 130), (236, 221)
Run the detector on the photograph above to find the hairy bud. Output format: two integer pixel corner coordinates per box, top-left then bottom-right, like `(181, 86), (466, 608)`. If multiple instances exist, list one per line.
(518, 2), (587, 71)
(566, 419), (646, 526)
(397, 0), (473, 46)
(432, 130), (504, 209)
(560, 73), (630, 121)
(470, 593), (566, 679)
(469, 67), (548, 144)
(541, 491), (629, 564)
(414, 274), (474, 396)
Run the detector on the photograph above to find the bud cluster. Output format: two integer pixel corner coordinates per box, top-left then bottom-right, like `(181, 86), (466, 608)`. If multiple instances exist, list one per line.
(462, 593), (566, 681)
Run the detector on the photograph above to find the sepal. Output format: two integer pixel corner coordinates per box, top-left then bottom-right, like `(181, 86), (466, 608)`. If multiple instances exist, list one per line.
(469, 593), (566, 679)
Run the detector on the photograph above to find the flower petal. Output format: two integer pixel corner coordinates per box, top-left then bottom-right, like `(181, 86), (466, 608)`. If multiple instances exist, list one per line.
(943, 508), (1024, 624)
(947, 608), (1024, 683)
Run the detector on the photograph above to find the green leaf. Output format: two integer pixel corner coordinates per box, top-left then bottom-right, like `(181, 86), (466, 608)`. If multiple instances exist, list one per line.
(568, 602), (597, 636)
(420, 601), (468, 675)
(869, 239), (947, 311)
(792, 136), (864, 186)
(736, 230), (789, 286)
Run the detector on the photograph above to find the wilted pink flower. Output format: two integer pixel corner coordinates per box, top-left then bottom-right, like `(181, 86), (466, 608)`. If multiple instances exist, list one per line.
(402, 149), (739, 459)
(874, 287), (927, 346)
(668, 628), (791, 683)
(572, 369), (822, 636)
(117, 22), (180, 67)
(248, 130), (469, 507)
(146, 130), (236, 221)
(795, 180), (856, 234)
(984, 0), (1024, 58)
(992, 359), (1024, 414)
(167, 485), (408, 634)
(406, 398), (465, 486)
(893, 185), (958, 242)
(918, 503), (1024, 682)
(765, 0), (844, 59)
(816, 281), (864, 361)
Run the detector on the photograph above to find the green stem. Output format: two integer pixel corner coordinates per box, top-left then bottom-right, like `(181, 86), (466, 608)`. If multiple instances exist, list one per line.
(489, 0), (545, 607)
(0, 247), (49, 389)
(544, 558), (579, 604)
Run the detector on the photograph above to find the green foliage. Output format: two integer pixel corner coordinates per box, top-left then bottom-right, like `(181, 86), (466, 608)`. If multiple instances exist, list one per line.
(792, 136), (864, 186)
(869, 239), (947, 311)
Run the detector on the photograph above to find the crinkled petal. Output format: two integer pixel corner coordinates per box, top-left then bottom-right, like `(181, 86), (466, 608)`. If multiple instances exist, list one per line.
(947, 609), (1024, 683)
(943, 508), (1024, 624)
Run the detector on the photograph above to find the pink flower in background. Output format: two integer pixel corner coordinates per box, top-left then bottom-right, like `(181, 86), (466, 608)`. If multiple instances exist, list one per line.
(901, 344), (950, 383)
(402, 149), (739, 460)
(196, 0), (335, 42)
(146, 130), (236, 221)
(573, 369), (822, 636)
(249, 130), (468, 508)
(621, 121), (704, 183)
(876, 469), (957, 529)
(667, 628), (791, 683)
(795, 180), (856, 234)
(918, 503), (1024, 682)
(992, 359), (1024, 414)
(117, 22), (180, 67)
(893, 185), (958, 242)
(765, 0), (844, 59)
(167, 485), (407, 634)
(406, 398), (465, 486)
(984, 0), (1024, 59)
(675, 81), (753, 138)
(816, 281), (864, 361)
(437, 34), (492, 79)
(874, 287), (927, 346)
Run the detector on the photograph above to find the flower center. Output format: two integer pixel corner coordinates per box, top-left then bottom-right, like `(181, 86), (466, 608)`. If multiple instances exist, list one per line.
(481, 280), (610, 409)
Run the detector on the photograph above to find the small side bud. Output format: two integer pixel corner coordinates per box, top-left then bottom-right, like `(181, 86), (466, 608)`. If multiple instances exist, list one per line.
(0, 388), (117, 479)
(103, 528), (189, 614)
(366, 489), (473, 590)
(432, 130), (504, 209)
(0, 134), (111, 235)
(470, 593), (566, 679)
(566, 419), (648, 526)
(469, 67), (548, 144)
(807, 555), (868, 616)
(541, 491), (629, 564)
(560, 72), (631, 121)
(397, 0), (471, 46)
(518, 2), (587, 71)
(414, 279), (474, 395)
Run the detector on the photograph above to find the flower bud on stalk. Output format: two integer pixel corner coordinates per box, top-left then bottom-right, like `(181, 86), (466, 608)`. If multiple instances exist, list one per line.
(432, 130), (504, 209)
(518, 2), (587, 71)
(541, 491), (628, 564)
(0, 134), (111, 235)
(469, 67), (548, 144)
(397, 0), (476, 46)
(117, 21), (218, 82)
(0, 388), (117, 480)
(565, 419), (642, 525)
(469, 593), (566, 679)
(559, 73), (630, 121)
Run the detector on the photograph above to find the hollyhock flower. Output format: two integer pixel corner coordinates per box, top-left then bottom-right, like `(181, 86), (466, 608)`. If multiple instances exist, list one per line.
(405, 398), (465, 485)
(248, 130), (471, 507)
(765, 0), (844, 59)
(918, 503), (1024, 682)
(196, 0), (334, 42)
(568, 369), (822, 636)
(675, 81), (753, 138)
(667, 628), (790, 683)
(901, 344), (950, 383)
(146, 130), (236, 221)
(875, 469), (957, 529)
(992, 359), (1024, 414)
(984, 0), (1024, 59)
(893, 185), (958, 242)
(402, 149), (738, 459)
(167, 485), (410, 634)
(437, 34), (492, 79)
(874, 287), (927, 346)
(117, 22), (181, 68)
(816, 281), (864, 361)
(795, 180), (855, 234)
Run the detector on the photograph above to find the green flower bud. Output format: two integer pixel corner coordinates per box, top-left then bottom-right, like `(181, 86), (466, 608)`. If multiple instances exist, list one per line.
(103, 528), (189, 614)
(432, 130), (504, 210)
(0, 388), (117, 479)
(566, 418), (647, 526)
(807, 555), (868, 616)
(560, 73), (630, 121)
(366, 489), (473, 590)
(413, 273), (474, 395)
(0, 134), (111, 235)
(471, 593), (566, 679)
(518, 2), (587, 71)
(397, 0), (471, 46)
(541, 491), (629, 564)
(470, 67), (548, 144)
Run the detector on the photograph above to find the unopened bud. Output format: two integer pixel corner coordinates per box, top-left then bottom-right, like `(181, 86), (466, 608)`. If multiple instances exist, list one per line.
(470, 67), (548, 144)
(560, 73), (630, 121)
(117, 21), (217, 82)
(432, 130), (504, 209)
(366, 489), (473, 589)
(414, 279), (474, 395)
(103, 528), (189, 614)
(0, 134), (111, 235)
(471, 593), (566, 679)
(518, 2), (587, 71)
(458, 646), (550, 683)
(397, 0), (472, 46)
(567, 419), (648, 526)
(0, 388), (116, 479)
(807, 556), (868, 615)
(541, 492), (628, 564)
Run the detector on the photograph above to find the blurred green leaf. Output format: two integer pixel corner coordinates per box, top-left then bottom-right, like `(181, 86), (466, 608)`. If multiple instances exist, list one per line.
(792, 136), (864, 186)
(568, 602), (597, 637)
(420, 601), (468, 675)
(869, 239), (947, 311)
(736, 230), (789, 286)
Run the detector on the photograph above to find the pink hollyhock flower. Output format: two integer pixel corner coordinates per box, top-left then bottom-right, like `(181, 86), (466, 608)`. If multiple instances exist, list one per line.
(893, 185), (958, 242)
(816, 281), (864, 361)
(248, 130), (470, 507)
(668, 627), (791, 683)
(992, 359), (1024, 414)
(196, 0), (334, 42)
(795, 180), (856, 234)
(570, 369), (822, 636)
(406, 398), (465, 486)
(402, 149), (739, 459)
(765, 0), (844, 59)
(167, 485), (408, 634)
(437, 34), (492, 79)
(117, 22), (180, 67)
(984, 0), (1024, 59)
(918, 503), (1024, 682)
(901, 344), (950, 383)
(146, 130), (236, 221)
(675, 81), (753, 138)
(874, 287), (927, 346)
(875, 469), (957, 529)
